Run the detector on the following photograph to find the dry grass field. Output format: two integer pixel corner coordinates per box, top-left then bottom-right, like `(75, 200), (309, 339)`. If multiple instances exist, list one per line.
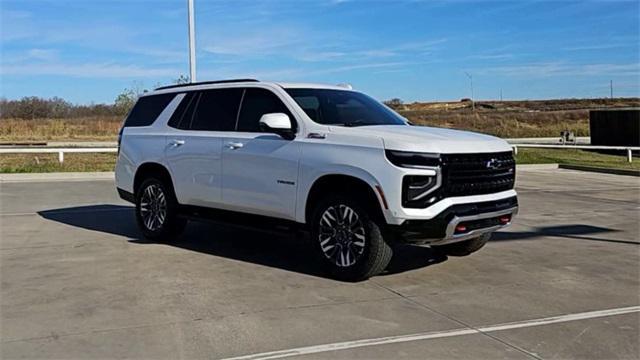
(1, 98), (637, 142)
(0, 116), (121, 142)
(397, 97), (639, 138)
(401, 109), (590, 138)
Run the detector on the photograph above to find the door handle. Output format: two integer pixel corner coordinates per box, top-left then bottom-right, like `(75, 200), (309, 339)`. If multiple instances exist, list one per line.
(170, 139), (185, 147)
(226, 142), (244, 150)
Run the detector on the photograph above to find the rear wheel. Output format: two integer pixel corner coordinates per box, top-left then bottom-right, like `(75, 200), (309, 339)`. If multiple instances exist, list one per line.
(310, 194), (392, 281)
(433, 233), (491, 257)
(135, 177), (186, 242)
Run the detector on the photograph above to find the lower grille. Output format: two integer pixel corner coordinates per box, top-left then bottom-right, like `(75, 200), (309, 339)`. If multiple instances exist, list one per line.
(441, 151), (515, 197)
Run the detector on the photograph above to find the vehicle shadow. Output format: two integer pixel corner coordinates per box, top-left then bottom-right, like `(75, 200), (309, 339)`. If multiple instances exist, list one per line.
(37, 205), (447, 280)
(492, 224), (636, 245)
(38, 205), (634, 281)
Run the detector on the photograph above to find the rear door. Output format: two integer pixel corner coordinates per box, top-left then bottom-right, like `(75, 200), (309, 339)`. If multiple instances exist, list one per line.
(221, 88), (301, 220)
(164, 88), (243, 207)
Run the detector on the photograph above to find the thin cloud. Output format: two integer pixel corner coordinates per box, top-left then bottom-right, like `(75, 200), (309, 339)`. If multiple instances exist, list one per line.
(2, 48), (59, 63)
(469, 53), (514, 61)
(564, 44), (628, 51)
(1, 62), (181, 78)
(294, 38), (447, 62)
(202, 28), (303, 56)
(315, 62), (413, 75)
(482, 62), (640, 77)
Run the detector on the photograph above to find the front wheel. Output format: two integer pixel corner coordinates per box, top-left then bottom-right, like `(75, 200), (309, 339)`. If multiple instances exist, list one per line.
(135, 177), (186, 242)
(433, 233), (491, 257)
(310, 194), (392, 281)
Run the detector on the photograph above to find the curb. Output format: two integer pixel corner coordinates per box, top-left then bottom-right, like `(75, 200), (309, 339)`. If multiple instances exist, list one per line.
(558, 164), (640, 177)
(516, 163), (559, 170)
(0, 172), (115, 183)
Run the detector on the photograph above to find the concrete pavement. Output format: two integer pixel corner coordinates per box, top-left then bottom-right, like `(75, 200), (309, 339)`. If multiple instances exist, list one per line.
(1, 168), (638, 359)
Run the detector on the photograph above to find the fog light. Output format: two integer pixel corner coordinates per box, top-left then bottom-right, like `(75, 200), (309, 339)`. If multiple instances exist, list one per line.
(455, 225), (467, 233)
(499, 215), (511, 224)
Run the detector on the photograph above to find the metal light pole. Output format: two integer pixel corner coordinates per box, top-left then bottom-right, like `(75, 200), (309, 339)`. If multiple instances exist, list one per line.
(465, 72), (474, 111)
(187, 0), (197, 82)
(610, 80), (613, 99)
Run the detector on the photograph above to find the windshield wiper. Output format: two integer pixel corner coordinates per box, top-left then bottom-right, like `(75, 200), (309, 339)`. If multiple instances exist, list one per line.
(343, 120), (375, 127)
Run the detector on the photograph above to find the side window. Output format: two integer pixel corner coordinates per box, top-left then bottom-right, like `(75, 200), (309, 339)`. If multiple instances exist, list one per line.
(236, 88), (294, 133)
(190, 88), (243, 131)
(167, 92), (196, 129)
(123, 93), (175, 127)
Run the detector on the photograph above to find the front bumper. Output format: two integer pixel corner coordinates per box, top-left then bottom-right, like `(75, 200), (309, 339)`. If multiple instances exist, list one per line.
(390, 196), (518, 245)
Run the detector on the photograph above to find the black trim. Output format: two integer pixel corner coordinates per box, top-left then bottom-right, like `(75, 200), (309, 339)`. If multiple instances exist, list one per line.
(385, 150), (441, 168)
(178, 205), (304, 236)
(117, 188), (135, 204)
(390, 196), (518, 243)
(155, 79), (259, 91)
(401, 151), (516, 208)
(440, 151), (515, 197)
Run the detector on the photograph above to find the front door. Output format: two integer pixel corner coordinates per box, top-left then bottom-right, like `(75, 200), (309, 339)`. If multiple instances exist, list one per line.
(221, 88), (301, 220)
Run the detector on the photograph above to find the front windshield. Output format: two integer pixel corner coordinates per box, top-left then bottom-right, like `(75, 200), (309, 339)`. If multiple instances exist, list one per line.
(285, 88), (407, 127)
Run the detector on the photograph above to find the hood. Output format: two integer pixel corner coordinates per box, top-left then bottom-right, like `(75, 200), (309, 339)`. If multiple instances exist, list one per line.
(328, 125), (512, 154)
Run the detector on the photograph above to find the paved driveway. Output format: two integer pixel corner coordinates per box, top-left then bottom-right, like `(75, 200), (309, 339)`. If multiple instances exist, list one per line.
(1, 168), (638, 359)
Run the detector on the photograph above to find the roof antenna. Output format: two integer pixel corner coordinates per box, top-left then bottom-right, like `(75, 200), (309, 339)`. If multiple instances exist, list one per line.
(336, 83), (353, 90)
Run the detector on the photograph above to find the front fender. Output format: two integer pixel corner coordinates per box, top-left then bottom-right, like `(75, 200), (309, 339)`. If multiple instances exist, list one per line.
(295, 164), (385, 224)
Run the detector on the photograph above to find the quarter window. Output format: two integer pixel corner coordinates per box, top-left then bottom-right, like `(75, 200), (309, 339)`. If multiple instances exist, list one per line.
(167, 92), (196, 130)
(124, 93), (175, 127)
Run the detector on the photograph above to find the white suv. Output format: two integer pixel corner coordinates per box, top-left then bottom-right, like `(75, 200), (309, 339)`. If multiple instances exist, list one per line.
(115, 79), (518, 280)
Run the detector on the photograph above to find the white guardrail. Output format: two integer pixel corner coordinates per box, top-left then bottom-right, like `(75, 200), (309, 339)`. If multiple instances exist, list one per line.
(510, 144), (638, 162)
(0, 144), (637, 163)
(0, 147), (117, 163)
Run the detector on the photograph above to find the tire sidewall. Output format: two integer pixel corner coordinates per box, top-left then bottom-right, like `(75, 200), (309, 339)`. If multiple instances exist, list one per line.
(135, 177), (182, 241)
(310, 194), (389, 281)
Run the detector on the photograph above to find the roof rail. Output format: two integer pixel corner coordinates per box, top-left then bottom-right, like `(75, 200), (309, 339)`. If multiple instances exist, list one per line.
(155, 79), (259, 91)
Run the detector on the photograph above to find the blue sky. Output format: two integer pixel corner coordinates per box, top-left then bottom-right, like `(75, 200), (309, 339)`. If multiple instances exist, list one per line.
(1, 0), (639, 104)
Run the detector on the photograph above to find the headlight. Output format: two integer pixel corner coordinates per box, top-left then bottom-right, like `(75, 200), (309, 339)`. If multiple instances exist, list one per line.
(402, 175), (439, 207)
(385, 150), (441, 168)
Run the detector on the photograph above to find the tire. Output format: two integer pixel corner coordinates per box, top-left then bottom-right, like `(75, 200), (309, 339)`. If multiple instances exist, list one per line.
(433, 233), (491, 257)
(135, 177), (186, 242)
(310, 193), (392, 281)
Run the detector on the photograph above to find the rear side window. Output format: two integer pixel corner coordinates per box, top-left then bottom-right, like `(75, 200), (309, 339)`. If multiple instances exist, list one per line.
(167, 92), (197, 129)
(237, 88), (293, 132)
(191, 88), (244, 131)
(123, 93), (175, 127)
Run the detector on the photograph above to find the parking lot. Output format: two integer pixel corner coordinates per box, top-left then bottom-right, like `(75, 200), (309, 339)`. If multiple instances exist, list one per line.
(1, 167), (638, 359)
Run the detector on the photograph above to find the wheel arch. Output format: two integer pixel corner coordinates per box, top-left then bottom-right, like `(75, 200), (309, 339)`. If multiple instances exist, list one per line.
(133, 162), (175, 197)
(304, 173), (386, 225)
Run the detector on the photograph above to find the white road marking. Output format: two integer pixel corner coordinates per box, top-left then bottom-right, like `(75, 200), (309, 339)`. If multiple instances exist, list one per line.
(222, 306), (640, 360)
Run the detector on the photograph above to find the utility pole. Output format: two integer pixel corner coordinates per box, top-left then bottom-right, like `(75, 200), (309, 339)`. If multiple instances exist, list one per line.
(187, 0), (196, 82)
(610, 80), (613, 99)
(465, 72), (474, 111)
(500, 88), (503, 101)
